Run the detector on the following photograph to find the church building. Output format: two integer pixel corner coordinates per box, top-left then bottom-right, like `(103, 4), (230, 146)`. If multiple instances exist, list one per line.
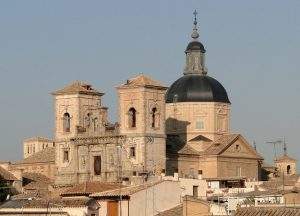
(165, 12), (263, 180)
(18, 13), (264, 186)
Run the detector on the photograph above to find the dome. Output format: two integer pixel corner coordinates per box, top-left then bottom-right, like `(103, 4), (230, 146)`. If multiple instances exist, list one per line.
(185, 41), (206, 53)
(165, 75), (230, 103)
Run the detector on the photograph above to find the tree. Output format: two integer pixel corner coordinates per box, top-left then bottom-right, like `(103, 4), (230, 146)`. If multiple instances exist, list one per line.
(0, 180), (10, 202)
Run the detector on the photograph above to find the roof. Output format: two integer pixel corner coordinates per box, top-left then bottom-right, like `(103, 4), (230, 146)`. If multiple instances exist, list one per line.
(275, 154), (297, 163)
(260, 175), (299, 190)
(189, 135), (212, 142)
(203, 176), (246, 181)
(165, 74), (230, 103)
(23, 137), (53, 143)
(118, 74), (167, 89)
(61, 181), (122, 196)
(22, 173), (53, 192)
(91, 180), (163, 198)
(204, 134), (263, 160)
(235, 207), (300, 216)
(177, 145), (200, 155)
(0, 197), (97, 209)
(204, 134), (240, 155)
(156, 204), (183, 216)
(0, 167), (17, 181)
(52, 81), (104, 96)
(14, 147), (55, 164)
(185, 41), (206, 53)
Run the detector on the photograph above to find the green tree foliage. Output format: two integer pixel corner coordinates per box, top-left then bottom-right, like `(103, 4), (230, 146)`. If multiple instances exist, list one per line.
(0, 180), (10, 202)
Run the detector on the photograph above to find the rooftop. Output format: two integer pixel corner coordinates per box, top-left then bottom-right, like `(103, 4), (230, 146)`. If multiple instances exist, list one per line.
(52, 81), (104, 96)
(61, 181), (122, 197)
(91, 180), (163, 198)
(23, 136), (53, 143)
(0, 166), (17, 181)
(275, 154), (297, 163)
(14, 147), (55, 165)
(118, 74), (167, 89)
(235, 207), (300, 216)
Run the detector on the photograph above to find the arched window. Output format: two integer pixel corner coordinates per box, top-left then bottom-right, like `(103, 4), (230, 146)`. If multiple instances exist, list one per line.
(151, 107), (157, 128)
(94, 156), (101, 175)
(93, 118), (98, 132)
(63, 113), (71, 132)
(287, 165), (291, 174)
(128, 108), (136, 128)
(85, 113), (92, 128)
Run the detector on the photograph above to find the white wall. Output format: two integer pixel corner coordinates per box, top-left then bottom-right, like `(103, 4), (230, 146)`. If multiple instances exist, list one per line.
(127, 181), (181, 216)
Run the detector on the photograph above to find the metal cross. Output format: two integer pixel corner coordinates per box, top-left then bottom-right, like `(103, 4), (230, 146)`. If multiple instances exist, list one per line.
(193, 10), (198, 25)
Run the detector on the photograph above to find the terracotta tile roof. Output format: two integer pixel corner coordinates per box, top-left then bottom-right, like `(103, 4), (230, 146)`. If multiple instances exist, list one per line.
(52, 81), (104, 96)
(275, 154), (297, 162)
(91, 180), (163, 198)
(260, 175), (299, 190)
(118, 74), (167, 89)
(236, 207), (300, 216)
(204, 134), (239, 155)
(155, 204), (183, 216)
(0, 166), (17, 181)
(189, 135), (212, 142)
(177, 145), (200, 155)
(61, 181), (122, 196)
(22, 172), (53, 191)
(14, 147), (55, 164)
(0, 197), (97, 209)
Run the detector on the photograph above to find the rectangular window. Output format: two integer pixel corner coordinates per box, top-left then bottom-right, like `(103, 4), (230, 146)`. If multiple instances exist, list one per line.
(94, 156), (101, 175)
(195, 117), (204, 129)
(130, 147), (136, 158)
(193, 186), (198, 198)
(236, 166), (242, 177)
(63, 151), (69, 162)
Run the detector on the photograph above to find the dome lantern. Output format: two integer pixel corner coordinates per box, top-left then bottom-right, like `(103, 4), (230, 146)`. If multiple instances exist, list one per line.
(184, 10), (207, 76)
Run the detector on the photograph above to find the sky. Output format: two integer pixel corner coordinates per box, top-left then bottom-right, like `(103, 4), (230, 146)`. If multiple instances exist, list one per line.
(0, 1), (299, 168)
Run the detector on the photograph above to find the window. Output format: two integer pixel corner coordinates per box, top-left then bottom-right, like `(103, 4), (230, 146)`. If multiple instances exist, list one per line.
(94, 156), (101, 175)
(63, 151), (69, 162)
(193, 186), (198, 198)
(151, 107), (157, 128)
(130, 147), (136, 158)
(63, 113), (71, 132)
(128, 108), (136, 128)
(236, 166), (242, 177)
(287, 165), (291, 174)
(27, 146), (30, 154)
(93, 118), (98, 132)
(195, 117), (204, 129)
(109, 154), (114, 165)
(85, 113), (92, 128)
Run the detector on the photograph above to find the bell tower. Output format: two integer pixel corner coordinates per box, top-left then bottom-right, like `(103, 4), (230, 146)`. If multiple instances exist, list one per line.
(117, 74), (168, 174)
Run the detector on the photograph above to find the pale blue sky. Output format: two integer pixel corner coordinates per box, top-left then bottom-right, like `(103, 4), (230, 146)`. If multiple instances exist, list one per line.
(0, 1), (299, 167)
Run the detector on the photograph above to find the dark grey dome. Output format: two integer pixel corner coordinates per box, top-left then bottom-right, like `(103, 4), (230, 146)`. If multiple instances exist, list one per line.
(166, 75), (230, 103)
(185, 41), (206, 53)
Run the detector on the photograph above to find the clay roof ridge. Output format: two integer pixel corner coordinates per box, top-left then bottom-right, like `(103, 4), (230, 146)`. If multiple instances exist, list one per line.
(0, 166), (17, 181)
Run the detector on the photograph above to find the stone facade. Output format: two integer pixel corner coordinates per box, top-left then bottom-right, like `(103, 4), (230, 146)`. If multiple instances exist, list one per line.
(23, 137), (54, 159)
(275, 155), (297, 176)
(166, 102), (230, 142)
(54, 77), (167, 185)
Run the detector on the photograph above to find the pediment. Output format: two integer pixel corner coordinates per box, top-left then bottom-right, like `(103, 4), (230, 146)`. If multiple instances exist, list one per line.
(220, 135), (262, 159)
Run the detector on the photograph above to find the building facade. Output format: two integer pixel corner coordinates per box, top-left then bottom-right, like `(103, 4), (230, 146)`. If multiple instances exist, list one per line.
(14, 14), (265, 186)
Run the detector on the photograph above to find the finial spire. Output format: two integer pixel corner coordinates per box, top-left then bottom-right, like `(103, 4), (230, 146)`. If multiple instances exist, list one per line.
(283, 137), (287, 156)
(191, 10), (199, 40)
